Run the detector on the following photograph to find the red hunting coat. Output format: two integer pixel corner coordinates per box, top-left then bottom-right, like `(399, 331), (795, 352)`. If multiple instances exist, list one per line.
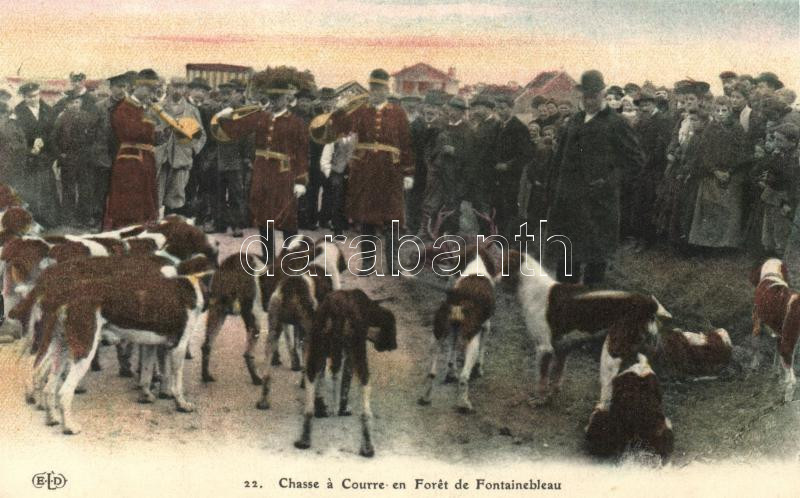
(216, 109), (308, 230)
(331, 102), (414, 226)
(103, 98), (159, 230)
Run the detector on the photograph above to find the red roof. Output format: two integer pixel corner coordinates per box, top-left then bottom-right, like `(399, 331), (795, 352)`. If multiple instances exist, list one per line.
(392, 62), (454, 82)
(524, 71), (576, 94)
(186, 63), (252, 73)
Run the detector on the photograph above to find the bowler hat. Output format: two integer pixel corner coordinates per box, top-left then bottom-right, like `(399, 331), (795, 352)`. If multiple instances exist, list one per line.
(719, 71), (737, 80)
(576, 70), (605, 96)
(69, 72), (86, 83)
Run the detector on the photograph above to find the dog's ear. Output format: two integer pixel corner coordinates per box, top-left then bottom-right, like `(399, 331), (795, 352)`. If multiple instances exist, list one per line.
(749, 264), (762, 287)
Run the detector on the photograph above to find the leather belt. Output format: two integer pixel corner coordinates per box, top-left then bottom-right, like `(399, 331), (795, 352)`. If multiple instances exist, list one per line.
(119, 142), (155, 153)
(355, 142), (401, 164)
(255, 149), (291, 173)
(116, 142), (155, 162)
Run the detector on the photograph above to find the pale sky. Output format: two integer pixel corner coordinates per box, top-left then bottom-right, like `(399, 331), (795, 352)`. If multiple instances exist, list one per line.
(0, 0), (797, 91)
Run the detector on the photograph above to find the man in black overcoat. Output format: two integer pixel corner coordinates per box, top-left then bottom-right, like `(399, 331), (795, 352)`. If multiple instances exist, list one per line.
(546, 70), (644, 284)
(491, 94), (533, 239)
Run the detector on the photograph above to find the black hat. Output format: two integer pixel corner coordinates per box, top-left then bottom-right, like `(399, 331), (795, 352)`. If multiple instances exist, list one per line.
(471, 94), (495, 109)
(531, 95), (548, 107)
(18, 82), (40, 96)
(493, 93), (514, 107)
(217, 81), (233, 91)
(674, 79), (709, 96)
(623, 83), (641, 94)
(368, 68), (390, 87)
(295, 88), (315, 101)
(606, 85), (624, 98)
(69, 72), (86, 83)
(228, 79), (247, 92)
(719, 71), (737, 81)
(0, 89), (11, 100)
(188, 77), (211, 91)
(447, 96), (468, 110)
(134, 69), (160, 88)
(634, 90), (656, 105)
(576, 70), (605, 96)
(317, 87), (335, 100)
(424, 90), (449, 106)
(107, 72), (132, 87)
(756, 72), (784, 90)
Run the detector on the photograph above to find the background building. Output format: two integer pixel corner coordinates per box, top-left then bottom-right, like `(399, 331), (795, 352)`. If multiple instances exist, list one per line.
(391, 63), (459, 97)
(185, 63), (254, 89)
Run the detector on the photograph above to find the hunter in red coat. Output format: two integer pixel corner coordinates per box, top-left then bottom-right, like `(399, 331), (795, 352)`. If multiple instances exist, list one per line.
(103, 69), (160, 230)
(329, 68), (415, 274)
(212, 79), (308, 263)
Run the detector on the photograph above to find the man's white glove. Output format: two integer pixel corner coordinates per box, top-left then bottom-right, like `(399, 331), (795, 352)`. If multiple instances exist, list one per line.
(334, 95), (349, 110)
(403, 176), (414, 191)
(31, 137), (44, 155)
(293, 184), (307, 198)
(215, 107), (234, 119)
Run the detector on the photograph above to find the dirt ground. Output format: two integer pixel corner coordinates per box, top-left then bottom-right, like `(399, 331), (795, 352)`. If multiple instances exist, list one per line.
(1, 229), (799, 466)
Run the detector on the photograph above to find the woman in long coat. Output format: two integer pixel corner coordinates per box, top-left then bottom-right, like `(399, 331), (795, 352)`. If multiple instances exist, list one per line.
(687, 97), (749, 249)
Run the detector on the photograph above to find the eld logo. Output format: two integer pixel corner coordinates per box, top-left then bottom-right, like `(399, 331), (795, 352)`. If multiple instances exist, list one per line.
(32, 471), (67, 490)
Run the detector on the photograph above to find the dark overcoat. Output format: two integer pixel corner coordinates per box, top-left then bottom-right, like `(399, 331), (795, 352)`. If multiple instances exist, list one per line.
(546, 106), (644, 263)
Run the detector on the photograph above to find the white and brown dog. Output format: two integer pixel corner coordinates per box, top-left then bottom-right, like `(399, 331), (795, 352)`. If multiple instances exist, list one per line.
(751, 258), (800, 402)
(585, 353), (674, 460)
(31, 270), (211, 435)
(656, 327), (732, 377)
(418, 245), (498, 413)
(202, 236), (344, 384)
(296, 289), (397, 457)
(506, 250), (672, 406)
